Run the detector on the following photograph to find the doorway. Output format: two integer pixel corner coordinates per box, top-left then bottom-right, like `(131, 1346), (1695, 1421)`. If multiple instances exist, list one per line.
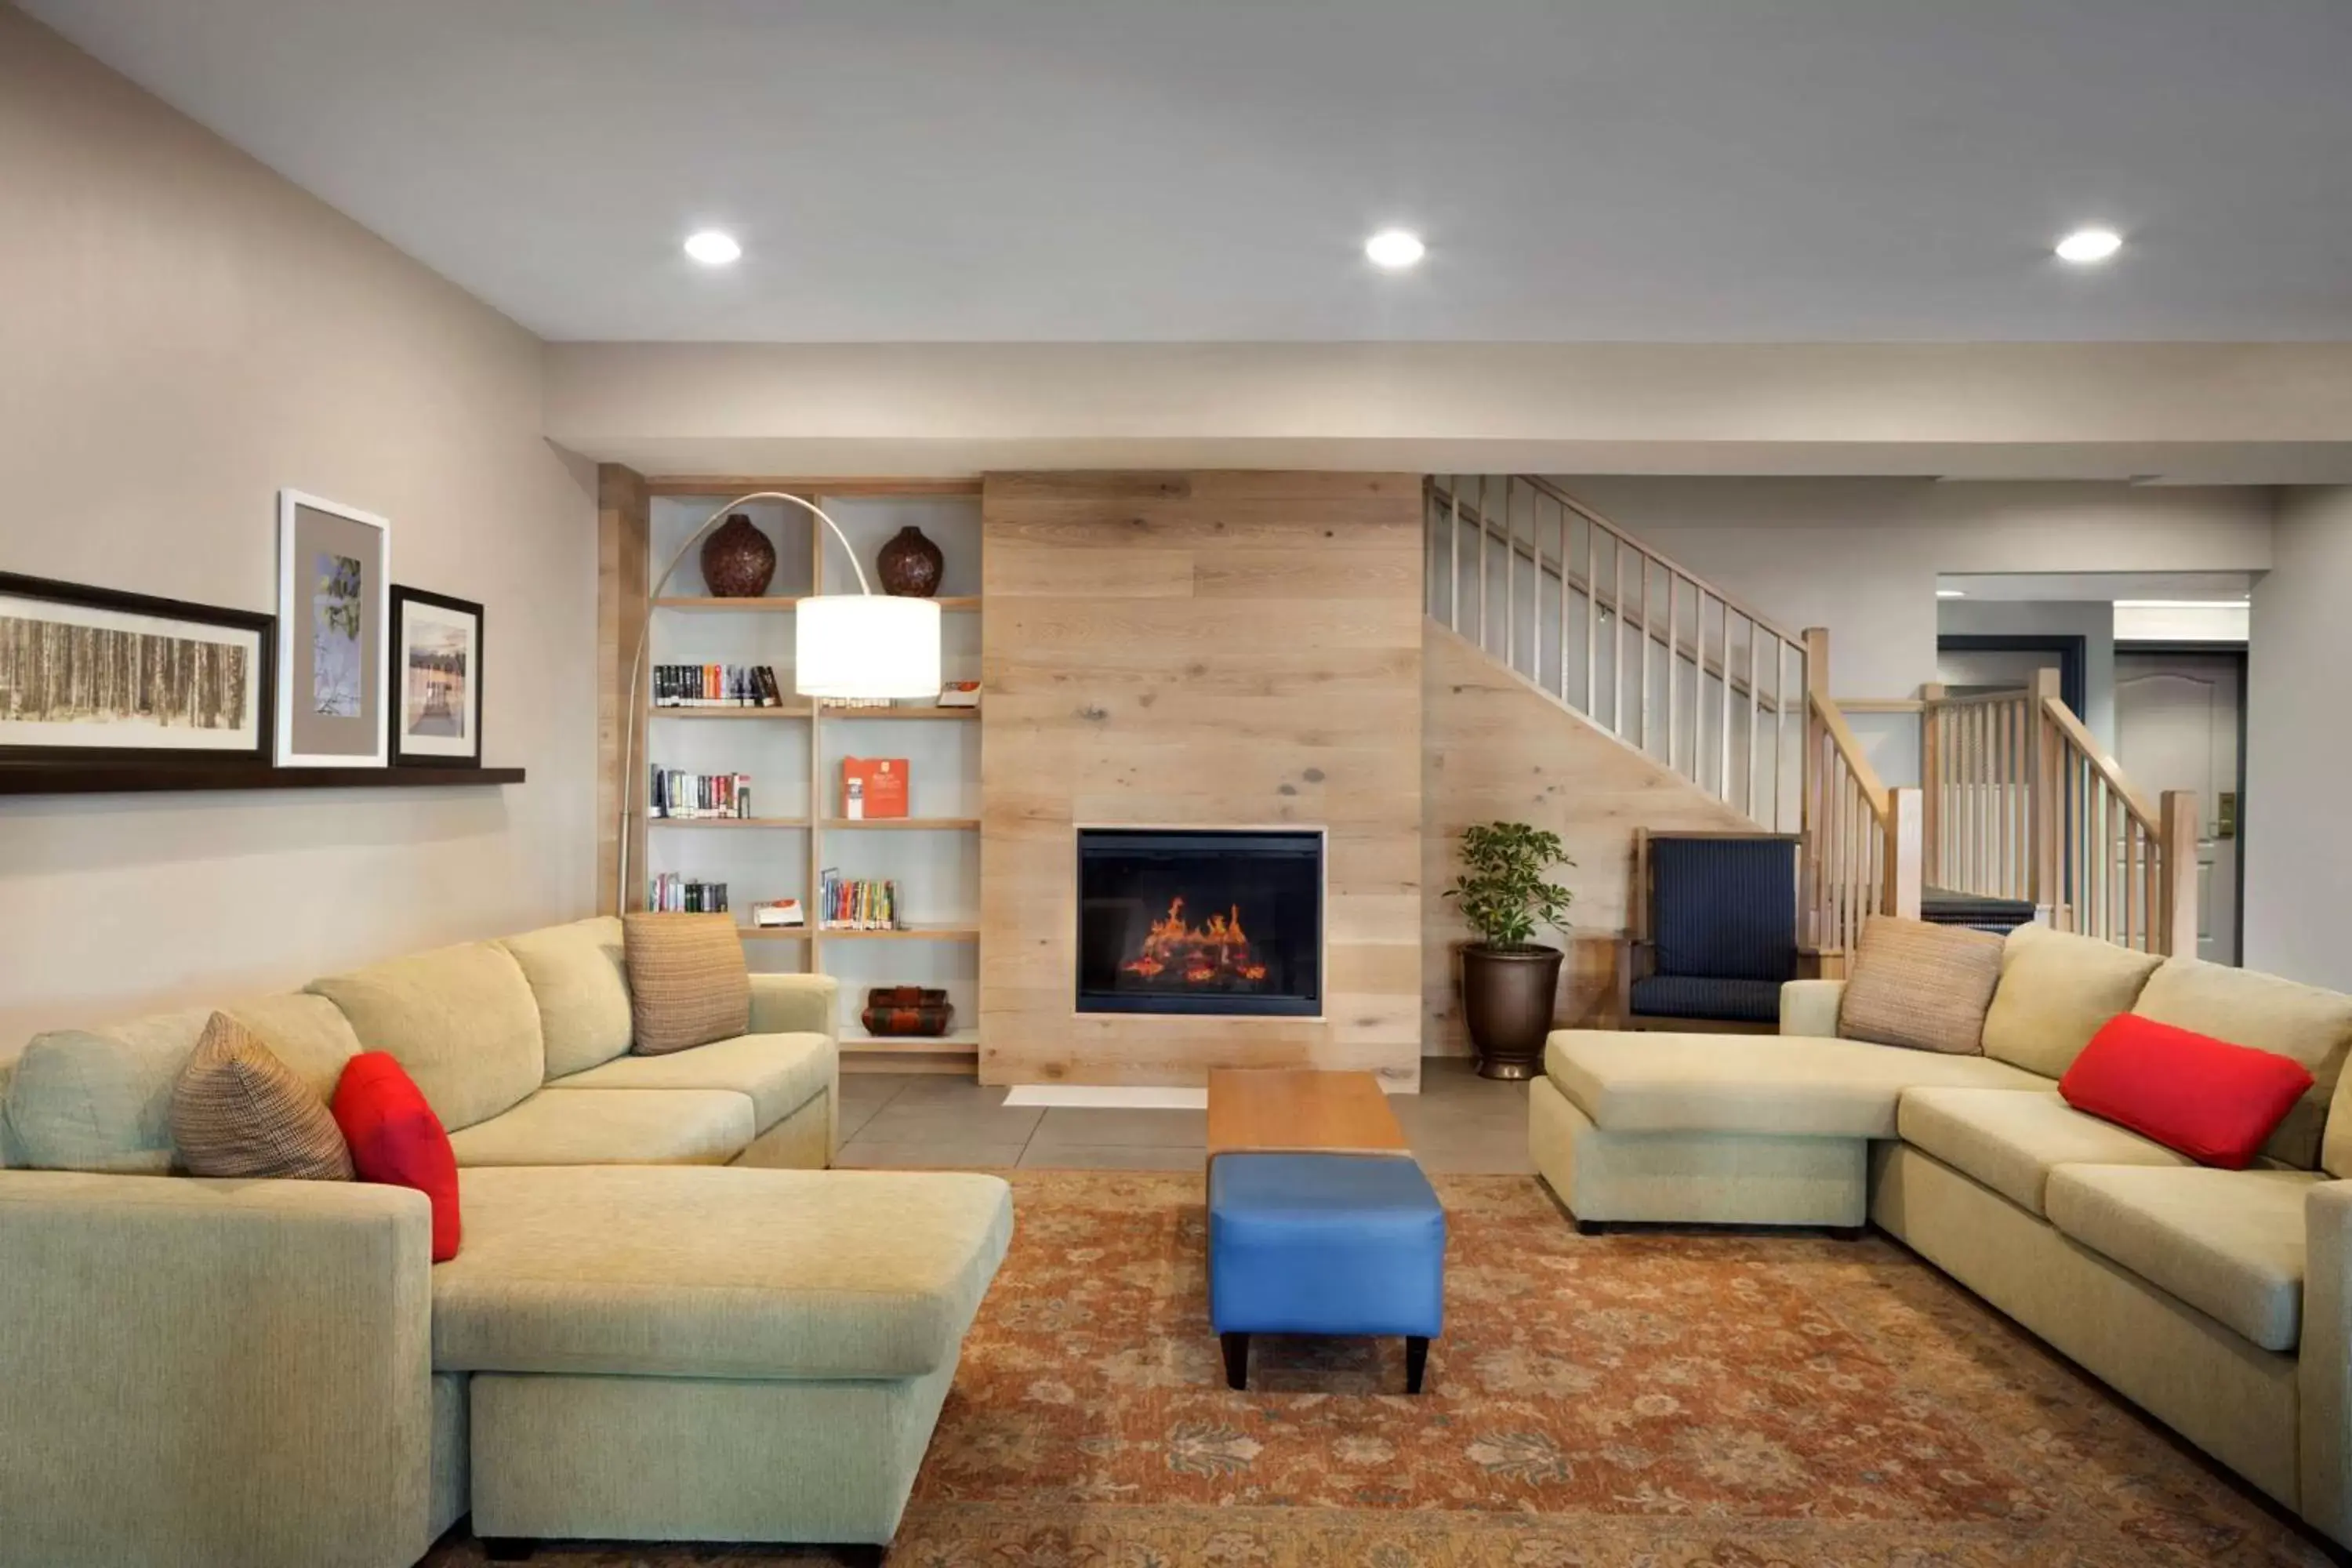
(2114, 645), (2245, 966)
(1935, 634), (2087, 714)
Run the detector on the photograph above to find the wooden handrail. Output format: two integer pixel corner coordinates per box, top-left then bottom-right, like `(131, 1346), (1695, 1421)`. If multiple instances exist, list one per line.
(1513, 476), (1809, 648)
(1808, 688), (1890, 819)
(2037, 690), (2161, 832)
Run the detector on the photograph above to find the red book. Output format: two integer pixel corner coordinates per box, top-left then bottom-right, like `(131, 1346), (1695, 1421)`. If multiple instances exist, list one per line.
(840, 757), (909, 819)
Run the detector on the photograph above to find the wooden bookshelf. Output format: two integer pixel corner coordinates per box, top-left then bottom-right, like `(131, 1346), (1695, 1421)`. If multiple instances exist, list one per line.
(622, 475), (985, 1076)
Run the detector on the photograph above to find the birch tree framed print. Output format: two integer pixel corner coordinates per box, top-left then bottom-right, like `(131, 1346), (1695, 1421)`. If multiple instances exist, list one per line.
(0, 572), (272, 764)
(275, 490), (390, 767)
(388, 586), (483, 766)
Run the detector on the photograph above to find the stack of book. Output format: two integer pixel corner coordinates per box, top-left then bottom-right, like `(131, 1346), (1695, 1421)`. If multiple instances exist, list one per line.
(650, 768), (752, 819)
(653, 664), (786, 707)
(818, 869), (901, 931)
(648, 875), (730, 913)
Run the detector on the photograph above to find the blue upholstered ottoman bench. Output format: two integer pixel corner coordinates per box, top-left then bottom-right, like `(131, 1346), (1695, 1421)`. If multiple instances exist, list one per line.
(1207, 1152), (1446, 1393)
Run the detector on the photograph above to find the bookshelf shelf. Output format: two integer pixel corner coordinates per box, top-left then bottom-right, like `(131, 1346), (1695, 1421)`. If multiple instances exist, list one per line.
(738, 927), (813, 942)
(844, 1030), (980, 1057)
(650, 816), (809, 829)
(655, 594), (980, 613)
(821, 817), (978, 831)
(818, 924), (982, 942)
(647, 706), (812, 720)
(820, 706), (978, 722)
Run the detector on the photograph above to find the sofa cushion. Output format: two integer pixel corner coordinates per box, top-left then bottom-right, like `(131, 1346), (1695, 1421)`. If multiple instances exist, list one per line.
(169, 1013), (354, 1181)
(1838, 916), (2005, 1055)
(2, 993), (360, 1174)
(548, 1032), (831, 1131)
(444, 1087), (753, 1167)
(498, 917), (633, 1079)
(432, 1165), (1014, 1380)
(1628, 975), (1781, 1024)
(1980, 924), (2165, 1080)
(310, 943), (546, 1134)
(2060, 1014), (2314, 1170)
(622, 913), (750, 1055)
(2133, 959), (2352, 1171)
(1544, 1030), (2050, 1140)
(1897, 1087), (2190, 1218)
(334, 1053), (462, 1261)
(1648, 836), (1796, 982)
(2044, 1164), (2318, 1352)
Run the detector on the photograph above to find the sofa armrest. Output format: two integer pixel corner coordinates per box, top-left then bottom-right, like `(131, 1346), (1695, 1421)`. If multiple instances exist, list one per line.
(1780, 979), (1846, 1038)
(750, 971), (840, 1039)
(2304, 1181), (2352, 1544)
(0, 1171), (434, 1566)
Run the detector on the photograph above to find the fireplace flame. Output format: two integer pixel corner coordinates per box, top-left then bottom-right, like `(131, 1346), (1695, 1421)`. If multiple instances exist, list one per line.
(1120, 895), (1270, 986)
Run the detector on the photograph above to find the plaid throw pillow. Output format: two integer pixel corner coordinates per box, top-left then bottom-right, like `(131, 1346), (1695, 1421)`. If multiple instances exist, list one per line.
(622, 912), (751, 1055)
(169, 1011), (354, 1179)
(1838, 915), (2005, 1055)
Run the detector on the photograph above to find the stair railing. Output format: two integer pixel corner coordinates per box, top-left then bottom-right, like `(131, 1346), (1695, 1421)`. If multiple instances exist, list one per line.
(1425, 474), (1809, 831)
(1801, 630), (1923, 959)
(1922, 670), (2198, 955)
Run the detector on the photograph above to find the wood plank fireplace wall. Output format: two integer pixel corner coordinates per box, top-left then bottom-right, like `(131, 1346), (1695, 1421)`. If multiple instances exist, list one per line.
(978, 472), (1425, 1087)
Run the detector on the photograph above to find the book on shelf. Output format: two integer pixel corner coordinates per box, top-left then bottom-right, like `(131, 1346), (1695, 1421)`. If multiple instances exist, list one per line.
(839, 757), (909, 819)
(652, 663), (786, 708)
(752, 898), (804, 928)
(649, 768), (752, 819)
(648, 874), (730, 913)
(817, 869), (902, 931)
(936, 681), (980, 709)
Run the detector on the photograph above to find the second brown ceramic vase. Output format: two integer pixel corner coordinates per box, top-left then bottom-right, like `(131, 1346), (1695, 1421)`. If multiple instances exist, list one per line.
(877, 525), (945, 597)
(700, 513), (776, 598)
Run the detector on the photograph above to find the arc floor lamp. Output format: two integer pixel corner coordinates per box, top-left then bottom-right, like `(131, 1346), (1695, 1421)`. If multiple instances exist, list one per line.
(616, 492), (942, 912)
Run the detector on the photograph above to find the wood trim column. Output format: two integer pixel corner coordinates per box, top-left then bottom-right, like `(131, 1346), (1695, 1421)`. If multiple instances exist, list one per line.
(596, 463), (650, 915)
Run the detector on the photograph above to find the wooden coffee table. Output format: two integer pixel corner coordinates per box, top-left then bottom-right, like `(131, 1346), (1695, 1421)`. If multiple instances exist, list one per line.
(1206, 1069), (1411, 1162)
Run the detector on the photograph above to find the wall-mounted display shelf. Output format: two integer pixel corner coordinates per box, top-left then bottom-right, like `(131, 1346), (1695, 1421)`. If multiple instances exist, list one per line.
(0, 764), (526, 797)
(622, 478), (985, 1073)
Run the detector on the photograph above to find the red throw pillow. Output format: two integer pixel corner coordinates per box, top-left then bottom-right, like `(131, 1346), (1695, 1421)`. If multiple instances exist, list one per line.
(332, 1052), (461, 1261)
(2059, 1014), (2314, 1170)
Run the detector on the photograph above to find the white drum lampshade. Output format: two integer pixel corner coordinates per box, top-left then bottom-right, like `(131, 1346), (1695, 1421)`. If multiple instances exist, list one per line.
(795, 593), (942, 699)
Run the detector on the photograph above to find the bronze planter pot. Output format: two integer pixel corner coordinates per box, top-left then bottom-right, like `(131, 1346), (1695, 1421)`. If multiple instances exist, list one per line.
(1460, 942), (1565, 1080)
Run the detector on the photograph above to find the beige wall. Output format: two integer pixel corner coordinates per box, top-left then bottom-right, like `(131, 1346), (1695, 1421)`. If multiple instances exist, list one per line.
(0, 10), (596, 1050)
(2246, 487), (2352, 992)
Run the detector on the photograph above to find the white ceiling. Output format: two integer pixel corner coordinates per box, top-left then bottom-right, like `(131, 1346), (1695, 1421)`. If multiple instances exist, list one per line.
(24, 0), (2352, 344)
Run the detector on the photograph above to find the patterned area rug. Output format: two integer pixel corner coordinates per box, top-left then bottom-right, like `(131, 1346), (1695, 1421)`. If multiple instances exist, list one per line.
(428, 1171), (2328, 1566)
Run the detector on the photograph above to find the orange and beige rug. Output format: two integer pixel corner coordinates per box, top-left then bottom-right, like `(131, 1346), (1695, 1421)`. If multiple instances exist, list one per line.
(430, 1171), (2328, 1566)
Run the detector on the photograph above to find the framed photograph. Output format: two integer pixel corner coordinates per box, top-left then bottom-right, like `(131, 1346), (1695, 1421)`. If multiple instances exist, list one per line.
(389, 586), (483, 766)
(0, 572), (273, 763)
(276, 490), (390, 767)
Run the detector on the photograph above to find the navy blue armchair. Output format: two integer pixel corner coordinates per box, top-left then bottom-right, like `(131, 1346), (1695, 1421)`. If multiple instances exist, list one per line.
(1619, 832), (1800, 1030)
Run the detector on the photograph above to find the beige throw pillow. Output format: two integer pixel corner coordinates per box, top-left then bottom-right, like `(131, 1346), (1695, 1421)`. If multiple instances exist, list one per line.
(1838, 916), (2005, 1056)
(622, 912), (751, 1055)
(169, 1012), (354, 1180)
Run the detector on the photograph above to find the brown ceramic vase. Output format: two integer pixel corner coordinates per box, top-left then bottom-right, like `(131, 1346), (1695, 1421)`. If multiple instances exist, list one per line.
(877, 525), (945, 597)
(700, 513), (777, 598)
(1460, 943), (1565, 1080)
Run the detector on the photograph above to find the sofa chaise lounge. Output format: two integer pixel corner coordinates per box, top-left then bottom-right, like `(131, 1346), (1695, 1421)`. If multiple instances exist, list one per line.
(1531, 922), (2352, 1548)
(0, 915), (1013, 1568)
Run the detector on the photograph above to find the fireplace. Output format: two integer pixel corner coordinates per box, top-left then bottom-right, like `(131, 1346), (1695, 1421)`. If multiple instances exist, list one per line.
(1075, 828), (1324, 1017)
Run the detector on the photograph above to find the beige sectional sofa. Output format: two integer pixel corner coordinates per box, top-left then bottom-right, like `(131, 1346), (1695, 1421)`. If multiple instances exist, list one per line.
(1530, 923), (2352, 1547)
(0, 915), (1013, 1568)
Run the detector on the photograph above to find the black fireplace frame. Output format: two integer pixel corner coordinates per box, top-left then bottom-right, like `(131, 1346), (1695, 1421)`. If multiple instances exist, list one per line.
(1073, 826), (1326, 1018)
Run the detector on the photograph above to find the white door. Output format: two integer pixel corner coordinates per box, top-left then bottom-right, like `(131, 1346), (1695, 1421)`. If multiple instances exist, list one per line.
(2114, 652), (2241, 965)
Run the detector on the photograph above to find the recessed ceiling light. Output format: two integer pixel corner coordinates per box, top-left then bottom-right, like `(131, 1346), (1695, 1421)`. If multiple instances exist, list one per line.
(2054, 227), (2123, 264)
(1936, 589), (1967, 599)
(683, 230), (742, 266)
(1364, 229), (1426, 270)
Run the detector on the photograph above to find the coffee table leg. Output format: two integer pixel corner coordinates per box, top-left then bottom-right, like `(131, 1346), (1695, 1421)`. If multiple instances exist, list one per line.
(1405, 1336), (1430, 1395)
(1221, 1332), (1250, 1390)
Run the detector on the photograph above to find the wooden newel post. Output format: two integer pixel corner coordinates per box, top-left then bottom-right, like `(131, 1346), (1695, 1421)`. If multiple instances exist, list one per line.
(2159, 790), (2199, 958)
(1798, 628), (1831, 948)
(2029, 668), (2064, 925)
(1884, 786), (1925, 922)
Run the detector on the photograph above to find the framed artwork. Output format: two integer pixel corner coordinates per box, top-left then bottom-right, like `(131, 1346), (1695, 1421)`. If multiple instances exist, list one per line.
(0, 572), (273, 764)
(389, 586), (484, 766)
(275, 490), (390, 767)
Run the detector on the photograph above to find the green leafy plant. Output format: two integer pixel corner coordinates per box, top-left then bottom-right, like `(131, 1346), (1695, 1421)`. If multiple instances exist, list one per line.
(1444, 822), (1575, 949)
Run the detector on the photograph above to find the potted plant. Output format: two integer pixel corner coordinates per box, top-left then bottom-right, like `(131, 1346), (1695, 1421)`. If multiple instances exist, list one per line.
(1444, 821), (1575, 1080)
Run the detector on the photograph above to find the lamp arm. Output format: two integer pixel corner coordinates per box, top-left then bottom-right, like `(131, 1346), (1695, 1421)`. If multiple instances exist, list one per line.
(616, 491), (866, 913)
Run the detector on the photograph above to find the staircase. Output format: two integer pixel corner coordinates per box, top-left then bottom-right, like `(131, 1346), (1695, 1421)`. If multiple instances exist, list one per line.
(1425, 475), (2195, 963)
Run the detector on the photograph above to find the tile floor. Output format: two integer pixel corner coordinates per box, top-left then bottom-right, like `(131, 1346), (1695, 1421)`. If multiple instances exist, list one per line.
(836, 1057), (1536, 1174)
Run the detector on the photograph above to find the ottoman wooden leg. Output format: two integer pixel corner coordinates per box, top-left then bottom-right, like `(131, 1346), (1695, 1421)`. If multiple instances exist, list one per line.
(1405, 1336), (1430, 1395)
(1221, 1332), (1250, 1390)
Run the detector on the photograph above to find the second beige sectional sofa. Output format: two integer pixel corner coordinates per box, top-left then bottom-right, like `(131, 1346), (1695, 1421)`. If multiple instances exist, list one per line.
(1531, 923), (2352, 1548)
